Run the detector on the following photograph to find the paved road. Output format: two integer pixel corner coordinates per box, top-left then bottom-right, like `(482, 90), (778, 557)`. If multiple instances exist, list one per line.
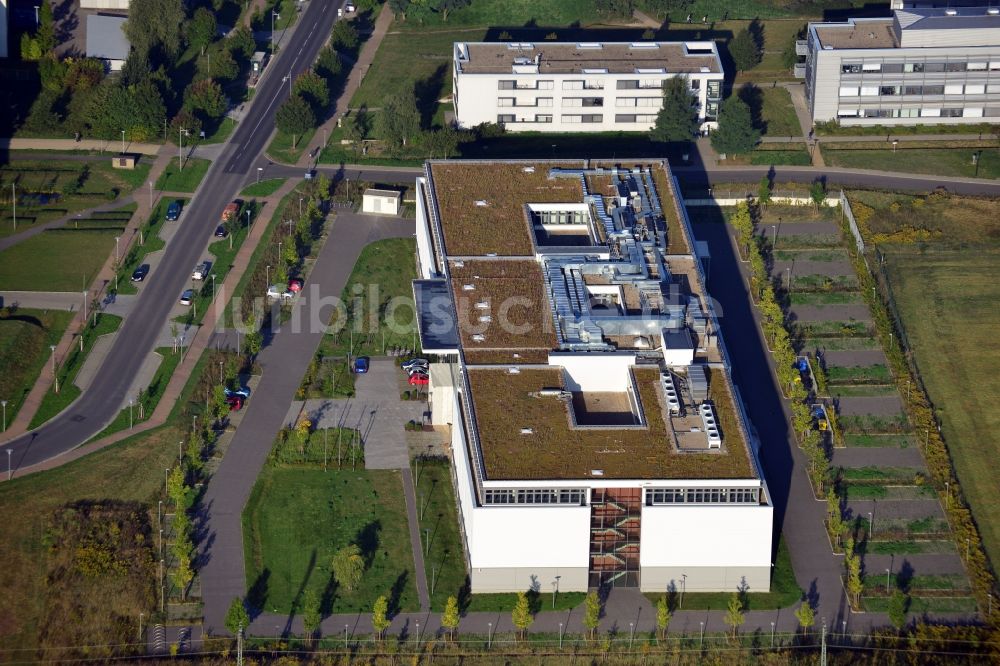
(200, 214), (414, 634)
(2, 0), (347, 472)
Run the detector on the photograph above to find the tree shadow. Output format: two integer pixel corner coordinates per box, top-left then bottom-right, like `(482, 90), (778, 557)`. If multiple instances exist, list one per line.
(457, 575), (472, 613)
(355, 519), (381, 567)
(414, 63), (447, 130)
(896, 560), (915, 593)
(246, 568), (271, 619)
(387, 570), (408, 617)
(738, 83), (765, 134)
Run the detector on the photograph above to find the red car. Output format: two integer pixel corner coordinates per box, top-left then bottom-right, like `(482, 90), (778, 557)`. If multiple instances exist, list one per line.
(226, 394), (244, 411)
(408, 372), (429, 386)
(287, 278), (304, 293)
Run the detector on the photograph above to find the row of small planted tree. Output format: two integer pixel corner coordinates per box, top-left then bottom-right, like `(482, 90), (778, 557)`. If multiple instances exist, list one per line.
(730, 196), (829, 496)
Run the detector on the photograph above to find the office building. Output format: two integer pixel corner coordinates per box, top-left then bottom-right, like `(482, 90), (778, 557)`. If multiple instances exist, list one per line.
(452, 42), (724, 133)
(412, 159), (773, 593)
(804, 7), (1000, 125)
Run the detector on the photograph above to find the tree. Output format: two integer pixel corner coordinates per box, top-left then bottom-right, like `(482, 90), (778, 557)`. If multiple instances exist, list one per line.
(185, 78), (227, 119)
(330, 544), (365, 591)
(302, 589), (322, 638)
(826, 488), (845, 546)
(729, 24), (762, 72)
(757, 175), (772, 209)
(810, 179), (826, 206)
(344, 109), (368, 158)
(224, 597), (251, 635)
(275, 94), (316, 147)
(423, 127), (461, 159)
(315, 46), (342, 81)
(437, 0), (470, 21)
(293, 70), (330, 113)
(188, 7), (218, 54)
(794, 601), (815, 634)
(711, 95), (760, 155)
(583, 590), (601, 638)
(330, 20), (359, 52)
(441, 595), (460, 640)
(388, 0), (410, 20)
(245, 326), (262, 357)
(376, 91), (420, 154)
(122, 51), (151, 87)
(888, 590), (908, 630)
(651, 76), (698, 142)
(124, 0), (185, 59)
(372, 595), (390, 639)
(511, 591), (533, 640)
(655, 595), (671, 639)
(844, 537), (864, 607)
(20, 33), (43, 61)
(782, 24), (806, 69)
(596, 0), (635, 18)
(730, 200), (754, 256)
(37, 0), (56, 54)
(723, 592), (745, 638)
(169, 109), (203, 144)
(227, 26), (257, 60)
(208, 47), (239, 83)
(172, 551), (194, 600)
(209, 384), (228, 422)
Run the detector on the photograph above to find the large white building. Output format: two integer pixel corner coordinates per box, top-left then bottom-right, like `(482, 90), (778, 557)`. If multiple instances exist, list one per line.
(412, 159), (774, 594)
(452, 42), (724, 134)
(804, 6), (1000, 126)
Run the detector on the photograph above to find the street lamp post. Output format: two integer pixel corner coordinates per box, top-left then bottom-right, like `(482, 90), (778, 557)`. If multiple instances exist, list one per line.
(299, 197), (304, 217)
(885, 567), (891, 593)
(266, 265), (271, 289)
(34, 5), (39, 26)
(257, 166), (263, 184)
(770, 621), (775, 647)
(178, 128), (189, 170)
(115, 235), (120, 262)
(1, 400), (6, 432)
(11, 183), (15, 232)
(129, 399), (134, 429)
(868, 510), (873, 539)
(50, 345), (59, 393)
(148, 181), (153, 209)
(271, 11), (280, 51)
(121, 130), (126, 154)
(6, 449), (11, 481)
(680, 573), (687, 608)
(892, 139), (898, 153)
(246, 208), (252, 229)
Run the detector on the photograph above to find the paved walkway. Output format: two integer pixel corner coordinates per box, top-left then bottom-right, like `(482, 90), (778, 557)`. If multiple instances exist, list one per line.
(0, 147), (176, 442)
(297, 4), (393, 167)
(0, 137), (162, 154)
(0, 290), (84, 311)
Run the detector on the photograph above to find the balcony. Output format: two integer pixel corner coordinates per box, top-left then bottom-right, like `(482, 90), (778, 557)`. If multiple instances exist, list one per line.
(794, 63), (806, 79)
(795, 40), (808, 57)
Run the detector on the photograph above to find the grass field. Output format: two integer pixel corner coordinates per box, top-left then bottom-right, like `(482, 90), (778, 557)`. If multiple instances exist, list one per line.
(243, 465), (419, 615)
(316, 238), (418, 360)
(413, 457), (465, 611)
(755, 86), (801, 137)
(882, 245), (1000, 571)
(0, 308), (74, 425)
(114, 198), (184, 295)
(0, 227), (122, 291)
(822, 147), (1000, 180)
(154, 157), (212, 193)
(0, 423), (180, 654)
(266, 129), (315, 165)
(0, 159), (150, 240)
(240, 178), (287, 197)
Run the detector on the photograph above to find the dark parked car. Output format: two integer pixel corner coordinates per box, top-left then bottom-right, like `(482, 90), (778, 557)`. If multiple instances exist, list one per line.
(130, 264), (150, 282)
(166, 200), (182, 221)
(353, 357), (369, 374)
(214, 224), (228, 238)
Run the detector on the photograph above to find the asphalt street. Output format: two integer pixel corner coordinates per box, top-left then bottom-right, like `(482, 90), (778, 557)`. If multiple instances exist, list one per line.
(3, 0), (346, 471)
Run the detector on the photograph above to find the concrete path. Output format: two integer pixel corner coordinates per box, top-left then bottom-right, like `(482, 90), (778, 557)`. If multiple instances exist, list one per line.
(402, 468), (431, 611)
(831, 446), (925, 469)
(0, 137), (161, 154)
(102, 293), (140, 318)
(0, 291), (83, 311)
(298, 4), (393, 167)
(74, 333), (117, 391)
(199, 213), (415, 635)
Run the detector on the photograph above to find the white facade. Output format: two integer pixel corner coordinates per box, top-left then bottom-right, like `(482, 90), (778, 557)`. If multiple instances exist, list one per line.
(0, 0), (8, 59)
(806, 8), (1000, 126)
(80, 0), (130, 8)
(362, 189), (401, 216)
(453, 42), (724, 133)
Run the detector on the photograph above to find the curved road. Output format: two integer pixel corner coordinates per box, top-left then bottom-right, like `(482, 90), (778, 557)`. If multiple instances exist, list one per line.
(3, 0), (347, 472)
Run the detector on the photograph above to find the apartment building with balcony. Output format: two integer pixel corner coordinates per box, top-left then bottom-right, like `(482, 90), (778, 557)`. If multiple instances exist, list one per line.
(411, 159), (773, 593)
(452, 42), (724, 133)
(804, 6), (1000, 125)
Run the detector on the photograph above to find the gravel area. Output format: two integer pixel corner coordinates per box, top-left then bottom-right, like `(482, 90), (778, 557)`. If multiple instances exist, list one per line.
(758, 221), (842, 237)
(790, 304), (873, 323)
(832, 446), (926, 469)
(837, 395), (905, 416)
(773, 259), (856, 278)
(847, 498), (945, 522)
(863, 552), (966, 576)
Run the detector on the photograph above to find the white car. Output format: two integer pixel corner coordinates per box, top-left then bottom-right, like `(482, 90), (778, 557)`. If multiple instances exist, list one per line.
(266, 284), (293, 300)
(191, 261), (211, 280)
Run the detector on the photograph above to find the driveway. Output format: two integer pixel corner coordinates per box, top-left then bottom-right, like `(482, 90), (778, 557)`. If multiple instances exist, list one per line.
(285, 358), (426, 469)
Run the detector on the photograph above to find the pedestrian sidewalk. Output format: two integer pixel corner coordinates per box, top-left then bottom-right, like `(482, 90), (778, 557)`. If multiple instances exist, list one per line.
(4, 179), (300, 472)
(0, 147), (175, 443)
(297, 4), (393, 167)
(0, 137), (161, 155)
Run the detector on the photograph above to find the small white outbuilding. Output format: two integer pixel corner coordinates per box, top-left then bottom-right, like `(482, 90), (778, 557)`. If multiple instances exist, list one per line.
(362, 188), (401, 216)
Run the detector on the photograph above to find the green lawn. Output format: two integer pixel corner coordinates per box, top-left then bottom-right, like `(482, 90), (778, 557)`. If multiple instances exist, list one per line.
(466, 591), (587, 614)
(30, 313), (123, 428)
(0, 227), (123, 291)
(750, 149), (811, 166)
(643, 536), (802, 611)
(266, 129), (315, 165)
(883, 245), (1000, 573)
(0, 159), (147, 240)
(758, 86), (801, 137)
(240, 178), (287, 197)
(822, 147), (1000, 180)
(413, 457), (466, 611)
(243, 465), (419, 615)
(154, 157), (212, 193)
(316, 238), (418, 362)
(0, 308), (75, 426)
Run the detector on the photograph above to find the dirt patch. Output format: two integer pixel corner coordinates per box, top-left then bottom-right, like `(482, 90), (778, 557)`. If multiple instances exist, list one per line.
(758, 221), (842, 238)
(789, 304), (873, 323)
(845, 499), (944, 522)
(823, 349), (886, 367)
(837, 395), (905, 417)
(773, 259), (855, 278)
